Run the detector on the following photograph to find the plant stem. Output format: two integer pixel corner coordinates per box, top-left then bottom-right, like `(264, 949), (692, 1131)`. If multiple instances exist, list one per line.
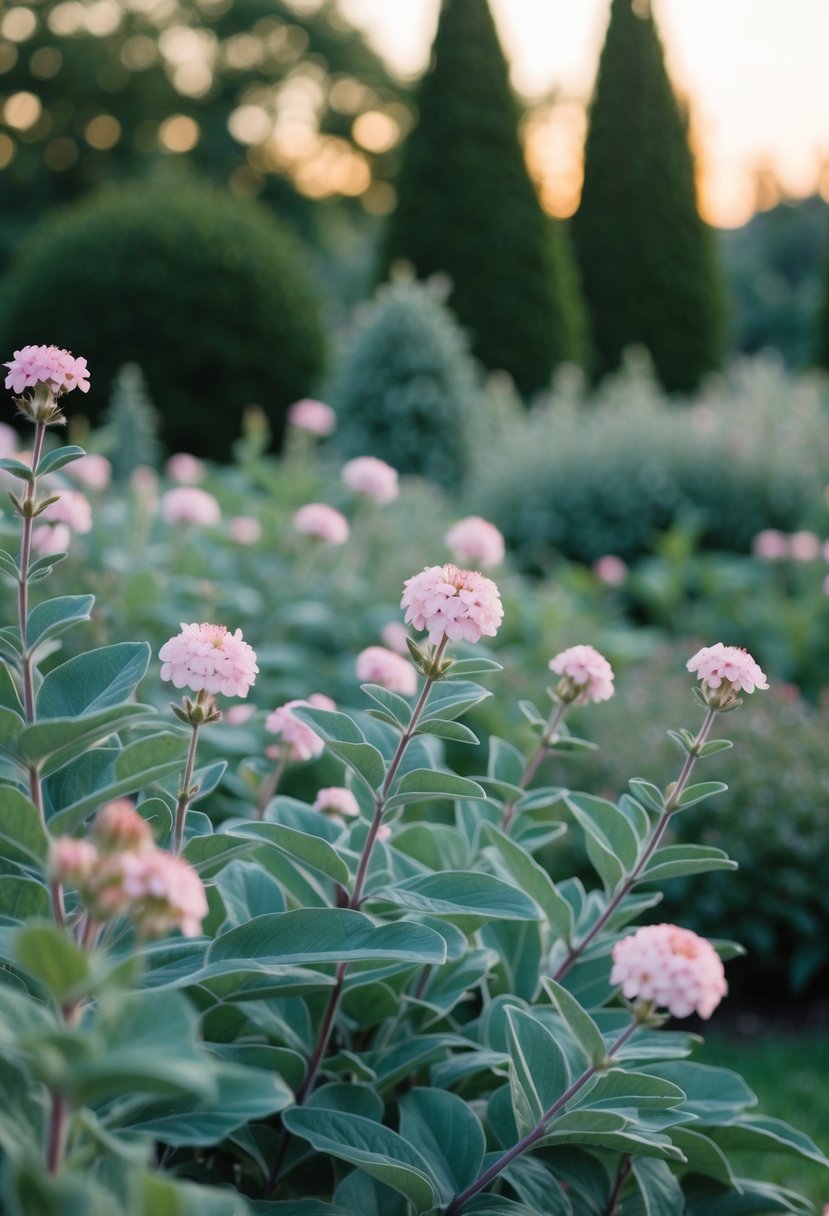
(604, 1154), (632, 1215)
(172, 720), (201, 854)
(552, 707), (718, 982)
(256, 756), (285, 820)
(46, 1092), (68, 1175)
(502, 700), (568, 830)
(17, 420), (46, 727)
(446, 1021), (638, 1215)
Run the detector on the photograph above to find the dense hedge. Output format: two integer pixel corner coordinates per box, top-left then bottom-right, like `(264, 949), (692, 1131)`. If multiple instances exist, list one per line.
(0, 181), (326, 458)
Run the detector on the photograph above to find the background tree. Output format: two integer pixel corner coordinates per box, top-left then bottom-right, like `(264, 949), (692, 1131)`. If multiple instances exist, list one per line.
(379, 0), (588, 396)
(572, 0), (726, 392)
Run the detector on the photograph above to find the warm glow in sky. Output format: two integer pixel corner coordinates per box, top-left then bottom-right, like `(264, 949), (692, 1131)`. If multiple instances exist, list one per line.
(340, 0), (829, 227)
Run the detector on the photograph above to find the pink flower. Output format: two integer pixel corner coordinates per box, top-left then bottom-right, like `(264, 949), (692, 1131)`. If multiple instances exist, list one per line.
(593, 554), (628, 586)
(752, 529), (789, 561)
(229, 515), (262, 545)
(789, 530), (820, 562)
(610, 924), (728, 1020)
(687, 643), (768, 703)
(161, 486), (221, 527)
(224, 703), (256, 726)
(93, 800), (154, 853)
(0, 421), (18, 455)
(42, 489), (93, 534)
(377, 824), (392, 842)
(117, 849), (208, 937)
(356, 646), (417, 696)
(166, 452), (206, 484)
(313, 787), (360, 818)
(31, 522), (71, 556)
(265, 693), (335, 761)
(50, 836), (99, 887)
(67, 453), (111, 491)
(287, 397), (336, 436)
(549, 644), (615, 704)
(293, 503), (349, 545)
(444, 516), (505, 569)
(4, 345), (90, 395)
(342, 456), (399, 503)
(381, 621), (410, 655)
(824, 573), (829, 597)
(159, 622), (259, 697)
(401, 563), (504, 645)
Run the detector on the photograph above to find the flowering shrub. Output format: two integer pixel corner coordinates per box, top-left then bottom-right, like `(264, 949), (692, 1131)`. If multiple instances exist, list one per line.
(0, 351), (826, 1216)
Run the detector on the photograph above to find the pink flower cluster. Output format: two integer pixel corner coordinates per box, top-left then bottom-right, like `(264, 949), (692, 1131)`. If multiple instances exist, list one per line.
(753, 529), (822, 562)
(356, 645), (418, 696)
(593, 554), (628, 586)
(381, 621), (410, 654)
(50, 800), (208, 938)
(4, 345), (90, 396)
(687, 643), (768, 702)
(444, 516), (505, 569)
(161, 486), (221, 527)
(342, 456), (399, 503)
(159, 623), (259, 698)
(42, 489), (93, 533)
(313, 786), (360, 819)
(287, 398), (336, 436)
(549, 644), (615, 704)
(67, 453), (111, 491)
(293, 502), (349, 545)
(401, 564), (504, 645)
(610, 923), (728, 1020)
(229, 515), (262, 545)
(166, 452), (206, 484)
(266, 693), (335, 761)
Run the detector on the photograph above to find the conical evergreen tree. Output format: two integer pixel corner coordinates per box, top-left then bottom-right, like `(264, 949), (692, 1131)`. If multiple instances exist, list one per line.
(379, 0), (587, 395)
(572, 0), (726, 392)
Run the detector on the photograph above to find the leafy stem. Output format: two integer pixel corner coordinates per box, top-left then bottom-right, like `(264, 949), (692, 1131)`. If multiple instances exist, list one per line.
(502, 698), (568, 830)
(172, 717), (202, 854)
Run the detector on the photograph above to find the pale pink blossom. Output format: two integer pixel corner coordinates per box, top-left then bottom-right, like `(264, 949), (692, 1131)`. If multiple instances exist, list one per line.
(342, 456), (399, 503)
(549, 645), (615, 704)
(0, 421), (17, 455)
(131, 465), (160, 500)
(789, 530), (820, 562)
(50, 836), (99, 887)
(161, 486), (221, 527)
(67, 453), (111, 491)
(377, 824), (392, 842)
(381, 621), (410, 655)
(356, 646), (417, 696)
(117, 849), (208, 937)
(444, 516), (505, 569)
(93, 800), (154, 854)
(229, 515), (262, 545)
(611, 923), (728, 1020)
(752, 529), (789, 561)
(401, 563), (504, 646)
(31, 522), (71, 556)
(687, 643), (768, 699)
(265, 693), (335, 761)
(224, 703), (256, 726)
(4, 344), (90, 395)
(287, 397), (336, 436)
(42, 489), (93, 533)
(313, 787), (360, 818)
(166, 452), (206, 484)
(824, 574), (829, 597)
(293, 503), (349, 545)
(159, 622), (259, 697)
(593, 554), (628, 586)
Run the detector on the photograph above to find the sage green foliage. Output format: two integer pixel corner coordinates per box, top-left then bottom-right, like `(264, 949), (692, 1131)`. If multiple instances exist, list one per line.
(572, 0), (726, 391)
(0, 182), (326, 458)
(99, 364), (162, 484)
(332, 278), (478, 488)
(379, 0), (588, 394)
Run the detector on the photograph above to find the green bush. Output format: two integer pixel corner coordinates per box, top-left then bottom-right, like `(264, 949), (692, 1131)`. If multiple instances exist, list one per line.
(468, 354), (828, 567)
(0, 181), (326, 459)
(331, 277), (479, 489)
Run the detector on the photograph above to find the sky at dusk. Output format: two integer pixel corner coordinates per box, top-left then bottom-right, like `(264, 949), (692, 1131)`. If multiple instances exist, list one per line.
(340, 0), (829, 227)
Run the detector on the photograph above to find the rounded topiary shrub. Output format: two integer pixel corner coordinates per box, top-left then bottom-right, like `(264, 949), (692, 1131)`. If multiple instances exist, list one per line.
(0, 181), (326, 458)
(332, 277), (479, 490)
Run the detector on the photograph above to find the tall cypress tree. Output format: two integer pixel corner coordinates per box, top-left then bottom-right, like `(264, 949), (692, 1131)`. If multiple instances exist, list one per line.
(379, 0), (587, 395)
(572, 0), (726, 392)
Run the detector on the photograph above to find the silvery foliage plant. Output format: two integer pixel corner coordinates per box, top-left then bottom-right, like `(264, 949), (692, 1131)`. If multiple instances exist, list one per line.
(0, 349), (826, 1216)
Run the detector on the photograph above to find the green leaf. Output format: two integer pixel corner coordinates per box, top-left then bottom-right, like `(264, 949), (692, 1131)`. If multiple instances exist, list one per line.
(540, 977), (606, 1066)
(575, 1068), (686, 1112)
(443, 656), (503, 678)
(18, 704), (155, 776)
(360, 683), (412, 726)
(415, 717), (480, 744)
(632, 1157), (685, 1215)
(0, 788), (48, 864)
(13, 922), (90, 1002)
(290, 706), (367, 745)
(640, 844), (737, 882)
(488, 736), (526, 786)
(35, 445), (87, 478)
(27, 551), (68, 582)
(0, 457), (34, 483)
(421, 679), (492, 721)
(506, 1006), (570, 1137)
(0, 875), (50, 922)
(675, 781), (729, 810)
(27, 595), (94, 651)
(0, 705), (24, 753)
(483, 824), (575, 941)
(641, 1062), (756, 1122)
(281, 1108), (436, 1211)
(208, 908), (447, 968)
(0, 549), (19, 580)
(37, 642), (151, 718)
(628, 779), (665, 812)
(226, 822), (350, 885)
(563, 793), (639, 891)
(386, 768), (485, 809)
(0, 658), (23, 711)
(367, 871), (541, 922)
(710, 1114), (829, 1167)
(398, 1087), (486, 1199)
(668, 1128), (736, 1187)
(326, 740), (386, 792)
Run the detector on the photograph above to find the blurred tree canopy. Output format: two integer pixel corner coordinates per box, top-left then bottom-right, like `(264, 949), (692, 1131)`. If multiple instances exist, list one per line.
(0, 0), (411, 271)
